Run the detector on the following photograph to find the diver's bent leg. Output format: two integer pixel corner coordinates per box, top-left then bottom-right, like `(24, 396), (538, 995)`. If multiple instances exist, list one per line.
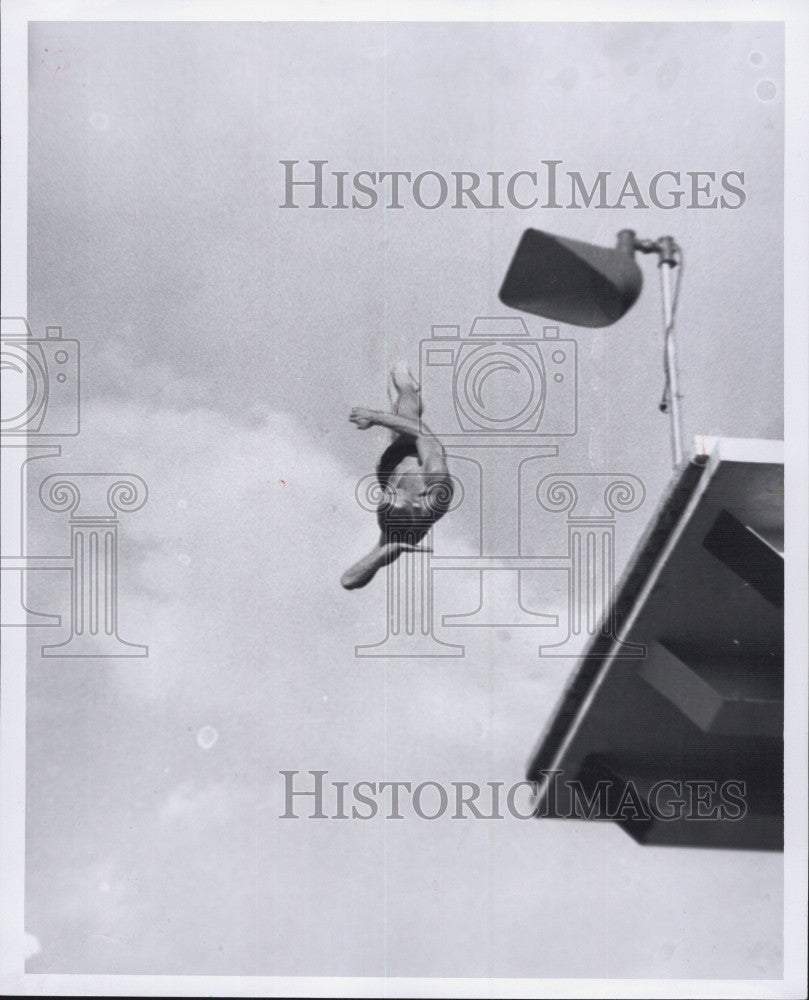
(341, 535), (432, 590)
(342, 539), (400, 590)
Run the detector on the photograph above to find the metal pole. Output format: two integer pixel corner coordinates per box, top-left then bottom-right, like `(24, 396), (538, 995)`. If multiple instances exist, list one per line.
(659, 260), (683, 467)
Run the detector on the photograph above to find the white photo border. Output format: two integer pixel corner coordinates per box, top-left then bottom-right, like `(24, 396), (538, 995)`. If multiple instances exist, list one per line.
(1, 2), (806, 997)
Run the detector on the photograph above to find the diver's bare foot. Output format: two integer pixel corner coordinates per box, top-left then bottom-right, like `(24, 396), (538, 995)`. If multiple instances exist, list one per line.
(391, 360), (419, 394)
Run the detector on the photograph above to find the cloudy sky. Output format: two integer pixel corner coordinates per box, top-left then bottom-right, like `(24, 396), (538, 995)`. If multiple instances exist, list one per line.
(22, 18), (783, 979)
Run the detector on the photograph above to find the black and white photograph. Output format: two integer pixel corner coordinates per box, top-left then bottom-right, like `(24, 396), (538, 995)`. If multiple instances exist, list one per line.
(0, 2), (807, 996)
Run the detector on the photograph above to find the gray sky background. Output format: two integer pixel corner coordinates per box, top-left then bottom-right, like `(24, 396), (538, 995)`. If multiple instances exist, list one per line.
(24, 20), (783, 978)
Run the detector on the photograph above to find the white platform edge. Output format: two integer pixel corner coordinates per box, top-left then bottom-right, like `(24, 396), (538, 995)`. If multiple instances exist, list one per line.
(693, 435), (784, 466)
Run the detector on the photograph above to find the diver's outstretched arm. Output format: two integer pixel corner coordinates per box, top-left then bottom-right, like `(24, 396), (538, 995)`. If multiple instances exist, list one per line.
(349, 407), (421, 438)
(348, 408), (449, 481)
